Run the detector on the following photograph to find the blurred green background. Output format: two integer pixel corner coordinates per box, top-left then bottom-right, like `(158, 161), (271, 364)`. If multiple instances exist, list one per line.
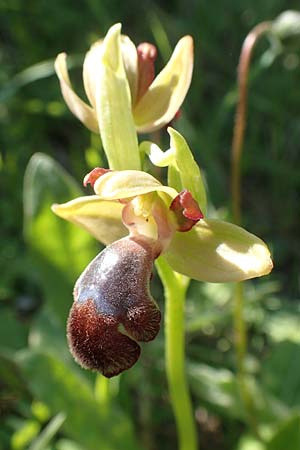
(1, 0), (300, 449)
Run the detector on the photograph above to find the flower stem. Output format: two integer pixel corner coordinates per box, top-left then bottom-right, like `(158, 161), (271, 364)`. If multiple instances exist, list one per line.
(95, 374), (110, 418)
(231, 22), (271, 441)
(233, 283), (261, 439)
(156, 257), (198, 450)
(231, 21), (271, 225)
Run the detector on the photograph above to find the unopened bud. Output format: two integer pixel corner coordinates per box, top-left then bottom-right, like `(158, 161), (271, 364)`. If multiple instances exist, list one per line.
(136, 42), (157, 101)
(272, 11), (300, 50)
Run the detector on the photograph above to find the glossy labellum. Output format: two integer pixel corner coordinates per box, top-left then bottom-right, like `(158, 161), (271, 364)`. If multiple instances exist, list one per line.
(67, 236), (161, 378)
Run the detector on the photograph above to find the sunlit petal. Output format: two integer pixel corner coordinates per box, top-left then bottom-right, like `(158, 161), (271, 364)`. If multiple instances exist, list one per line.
(83, 40), (103, 108)
(164, 219), (273, 282)
(133, 35), (193, 133)
(54, 53), (99, 133)
(140, 141), (175, 167)
(121, 35), (138, 105)
(93, 170), (178, 200)
(51, 196), (126, 245)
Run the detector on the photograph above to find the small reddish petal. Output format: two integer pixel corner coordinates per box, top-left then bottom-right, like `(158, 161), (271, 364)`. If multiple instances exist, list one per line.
(170, 190), (204, 232)
(180, 190), (204, 220)
(83, 167), (111, 188)
(136, 42), (157, 101)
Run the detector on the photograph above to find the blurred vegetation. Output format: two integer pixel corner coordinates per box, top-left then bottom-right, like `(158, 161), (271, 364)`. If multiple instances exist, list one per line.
(1, 0), (300, 449)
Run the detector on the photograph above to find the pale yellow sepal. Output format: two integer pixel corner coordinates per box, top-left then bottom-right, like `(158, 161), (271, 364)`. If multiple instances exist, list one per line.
(54, 53), (99, 133)
(133, 35), (193, 133)
(94, 170), (177, 200)
(83, 40), (103, 109)
(51, 195), (126, 245)
(164, 219), (273, 283)
(96, 24), (140, 170)
(100, 23), (123, 72)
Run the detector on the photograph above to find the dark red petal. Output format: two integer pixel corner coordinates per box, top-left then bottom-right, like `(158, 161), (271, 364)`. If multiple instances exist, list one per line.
(170, 190), (204, 232)
(83, 167), (111, 188)
(68, 237), (161, 378)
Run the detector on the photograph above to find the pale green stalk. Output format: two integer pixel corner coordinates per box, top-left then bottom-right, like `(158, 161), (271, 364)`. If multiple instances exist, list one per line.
(156, 257), (198, 450)
(94, 373), (110, 418)
(233, 283), (260, 438)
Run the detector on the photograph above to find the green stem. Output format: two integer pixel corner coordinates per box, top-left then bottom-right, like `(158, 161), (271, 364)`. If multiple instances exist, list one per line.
(94, 374), (110, 418)
(233, 283), (246, 374)
(156, 257), (198, 450)
(233, 283), (261, 439)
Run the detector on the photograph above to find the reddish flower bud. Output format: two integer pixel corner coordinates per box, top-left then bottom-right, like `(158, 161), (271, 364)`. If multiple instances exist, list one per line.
(67, 236), (161, 378)
(136, 42), (157, 101)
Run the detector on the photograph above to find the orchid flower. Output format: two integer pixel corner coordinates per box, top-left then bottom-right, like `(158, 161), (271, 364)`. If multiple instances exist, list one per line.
(52, 131), (272, 377)
(55, 23), (193, 168)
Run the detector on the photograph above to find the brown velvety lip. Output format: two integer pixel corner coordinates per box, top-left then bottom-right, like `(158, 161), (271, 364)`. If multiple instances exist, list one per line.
(67, 237), (161, 378)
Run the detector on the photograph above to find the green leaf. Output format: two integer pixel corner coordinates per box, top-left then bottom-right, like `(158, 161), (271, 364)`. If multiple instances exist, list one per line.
(56, 439), (84, 450)
(28, 412), (66, 450)
(261, 341), (300, 409)
(267, 414), (300, 450)
(23, 153), (97, 321)
(264, 311), (300, 344)
(188, 363), (284, 424)
(236, 434), (266, 450)
(11, 420), (40, 450)
(0, 354), (28, 404)
(28, 308), (72, 363)
(17, 351), (139, 450)
(0, 309), (29, 351)
(0, 58), (80, 103)
(188, 363), (243, 418)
